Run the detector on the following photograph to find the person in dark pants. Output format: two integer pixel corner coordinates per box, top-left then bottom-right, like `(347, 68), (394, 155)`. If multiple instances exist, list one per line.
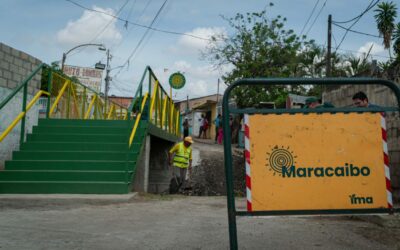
(213, 114), (222, 143)
(183, 118), (189, 138)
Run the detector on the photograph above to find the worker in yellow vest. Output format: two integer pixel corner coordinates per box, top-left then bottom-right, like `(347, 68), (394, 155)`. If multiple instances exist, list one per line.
(168, 136), (193, 191)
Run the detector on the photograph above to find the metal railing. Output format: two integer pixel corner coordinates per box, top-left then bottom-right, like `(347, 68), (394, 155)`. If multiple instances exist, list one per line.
(127, 66), (181, 148)
(0, 64), (128, 146)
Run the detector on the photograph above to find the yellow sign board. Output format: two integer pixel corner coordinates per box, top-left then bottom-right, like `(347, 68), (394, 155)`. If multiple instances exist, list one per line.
(246, 113), (390, 211)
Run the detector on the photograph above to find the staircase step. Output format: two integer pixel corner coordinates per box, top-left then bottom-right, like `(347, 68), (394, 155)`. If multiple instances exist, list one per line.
(0, 170), (131, 182)
(0, 181), (130, 194)
(21, 142), (142, 152)
(12, 151), (139, 161)
(38, 119), (136, 127)
(27, 131), (146, 143)
(32, 126), (134, 135)
(5, 160), (135, 171)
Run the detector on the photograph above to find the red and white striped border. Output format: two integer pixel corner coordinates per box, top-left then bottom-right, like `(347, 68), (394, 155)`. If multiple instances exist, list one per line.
(244, 114), (252, 211)
(381, 113), (393, 208)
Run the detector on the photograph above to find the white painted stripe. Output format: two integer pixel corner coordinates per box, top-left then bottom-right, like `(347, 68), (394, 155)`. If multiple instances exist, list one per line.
(245, 138), (250, 151)
(385, 165), (391, 180)
(246, 162), (251, 176)
(246, 187), (252, 202)
(387, 190), (393, 206)
(381, 115), (386, 130)
(383, 142), (388, 154)
(244, 114), (249, 126)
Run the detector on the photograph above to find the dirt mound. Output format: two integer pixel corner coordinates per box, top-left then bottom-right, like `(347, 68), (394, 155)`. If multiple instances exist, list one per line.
(190, 146), (245, 196)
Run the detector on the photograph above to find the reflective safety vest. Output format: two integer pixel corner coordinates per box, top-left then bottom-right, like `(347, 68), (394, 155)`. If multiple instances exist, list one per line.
(173, 142), (192, 168)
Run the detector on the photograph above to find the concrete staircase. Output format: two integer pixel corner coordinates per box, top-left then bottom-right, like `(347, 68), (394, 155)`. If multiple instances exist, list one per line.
(0, 118), (148, 194)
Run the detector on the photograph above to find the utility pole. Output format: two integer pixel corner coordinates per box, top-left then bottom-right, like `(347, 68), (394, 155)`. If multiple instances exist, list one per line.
(105, 49), (111, 115)
(216, 78), (220, 114)
(326, 14), (332, 77)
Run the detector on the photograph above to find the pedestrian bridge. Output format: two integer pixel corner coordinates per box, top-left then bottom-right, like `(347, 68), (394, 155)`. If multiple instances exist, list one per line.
(0, 65), (180, 194)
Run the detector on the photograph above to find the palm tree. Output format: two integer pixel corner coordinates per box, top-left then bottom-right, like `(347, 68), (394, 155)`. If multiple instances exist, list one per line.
(392, 23), (400, 60)
(374, 1), (397, 60)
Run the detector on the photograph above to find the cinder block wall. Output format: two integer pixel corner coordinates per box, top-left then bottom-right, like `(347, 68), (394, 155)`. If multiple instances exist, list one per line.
(0, 43), (42, 169)
(323, 80), (400, 203)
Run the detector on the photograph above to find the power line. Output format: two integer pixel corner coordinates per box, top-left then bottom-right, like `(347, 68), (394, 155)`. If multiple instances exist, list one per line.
(333, 23), (380, 38)
(68, 0), (131, 58)
(65, 0), (212, 41)
(332, 0), (379, 24)
(334, 0), (379, 52)
(304, 0), (327, 36)
(300, 0), (320, 36)
(113, 0), (168, 78)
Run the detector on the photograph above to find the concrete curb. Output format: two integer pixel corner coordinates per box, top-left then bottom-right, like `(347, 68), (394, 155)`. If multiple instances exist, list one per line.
(0, 192), (137, 202)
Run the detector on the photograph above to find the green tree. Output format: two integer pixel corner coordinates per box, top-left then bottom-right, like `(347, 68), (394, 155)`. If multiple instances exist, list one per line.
(204, 9), (322, 108)
(392, 22), (400, 61)
(374, 1), (397, 60)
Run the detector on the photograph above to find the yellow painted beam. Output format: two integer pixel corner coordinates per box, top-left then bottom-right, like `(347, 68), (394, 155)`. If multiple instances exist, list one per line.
(0, 90), (50, 142)
(161, 97), (167, 130)
(49, 80), (70, 117)
(129, 93), (149, 147)
(84, 95), (97, 119)
(107, 104), (115, 119)
(148, 81), (159, 123)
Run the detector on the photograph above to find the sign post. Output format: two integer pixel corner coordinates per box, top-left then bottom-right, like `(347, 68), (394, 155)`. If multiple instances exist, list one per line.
(222, 78), (400, 250)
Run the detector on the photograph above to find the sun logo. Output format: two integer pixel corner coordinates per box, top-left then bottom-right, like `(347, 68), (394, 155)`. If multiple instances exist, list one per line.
(266, 145), (297, 176)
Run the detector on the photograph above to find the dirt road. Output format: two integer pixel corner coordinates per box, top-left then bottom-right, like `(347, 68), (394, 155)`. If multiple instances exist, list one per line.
(0, 195), (399, 249)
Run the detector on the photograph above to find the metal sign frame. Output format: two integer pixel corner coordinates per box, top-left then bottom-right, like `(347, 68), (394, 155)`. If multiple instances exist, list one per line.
(222, 78), (400, 250)
(169, 72), (186, 89)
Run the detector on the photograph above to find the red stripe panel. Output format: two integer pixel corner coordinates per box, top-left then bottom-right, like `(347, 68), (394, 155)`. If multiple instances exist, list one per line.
(388, 203), (393, 209)
(386, 179), (392, 192)
(381, 128), (387, 141)
(247, 200), (252, 212)
(384, 153), (390, 165)
(246, 175), (251, 189)
(245, 150), (251, 164)
(245, 124), (249, 138)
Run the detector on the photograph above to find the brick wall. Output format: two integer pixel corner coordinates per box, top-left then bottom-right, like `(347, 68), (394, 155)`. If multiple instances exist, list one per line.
(323, 76), (400, 203)
(0, 43), (43, 169)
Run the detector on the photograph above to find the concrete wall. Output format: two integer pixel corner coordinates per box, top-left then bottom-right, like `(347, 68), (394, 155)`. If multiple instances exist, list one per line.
(148, 136), (174, 193)
(0, 43), (42, 169)
(323, 80), (400, 202)
(133, 135), (175, 193)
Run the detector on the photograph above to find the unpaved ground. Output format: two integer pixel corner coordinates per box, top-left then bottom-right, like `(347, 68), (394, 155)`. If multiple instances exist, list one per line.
(190, 140), (245, 196)
(0, 195), (399, 250)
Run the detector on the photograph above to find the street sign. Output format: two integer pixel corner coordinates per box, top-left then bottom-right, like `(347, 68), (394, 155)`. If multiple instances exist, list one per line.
(64, 65), (103, 92)
(245, 113), (390, 211)
(222, 78), (400, 250)
(169, 72), (186, 89)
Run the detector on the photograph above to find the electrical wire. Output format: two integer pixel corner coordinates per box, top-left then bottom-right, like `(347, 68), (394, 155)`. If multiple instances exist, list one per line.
(333, 23), (380, 38)
(68, 0), (131, 58)
(65, 0), (212, 41)
(332, 0), (379, 24)
(300, 0), (321, 36)
(334, 0), (380, 52)
(113, 0), (168, 78)
(304, 0), (328, 36)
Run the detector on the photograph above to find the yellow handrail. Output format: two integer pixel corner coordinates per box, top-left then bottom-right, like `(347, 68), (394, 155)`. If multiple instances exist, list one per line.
(129, 93), (149, 147)
(107, 104), (115, 119)
(0, 90), (50, 142)
(148, 81), (159, 123)
(84, 95), (97, 119)
(70, 83), (80, 118)
(49, 80), (70, 117)
(161, 97), (167, 129)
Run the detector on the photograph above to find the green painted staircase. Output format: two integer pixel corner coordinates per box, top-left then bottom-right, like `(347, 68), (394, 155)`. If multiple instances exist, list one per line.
(0, 118), (148, 194)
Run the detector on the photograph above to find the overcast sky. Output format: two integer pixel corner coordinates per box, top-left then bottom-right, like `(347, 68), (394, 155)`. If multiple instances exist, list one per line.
(0, 0), (392, 101)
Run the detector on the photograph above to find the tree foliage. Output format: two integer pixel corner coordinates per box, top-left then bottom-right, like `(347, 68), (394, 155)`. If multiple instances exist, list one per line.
(203, 9), (325, 108)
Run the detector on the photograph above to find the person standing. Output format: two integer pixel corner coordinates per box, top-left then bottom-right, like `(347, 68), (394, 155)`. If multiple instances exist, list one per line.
(183, 118), (189, 138)
(198, 114), (205, 138)
(213, 114), (222, 143)
(168, 136), (193, 191)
